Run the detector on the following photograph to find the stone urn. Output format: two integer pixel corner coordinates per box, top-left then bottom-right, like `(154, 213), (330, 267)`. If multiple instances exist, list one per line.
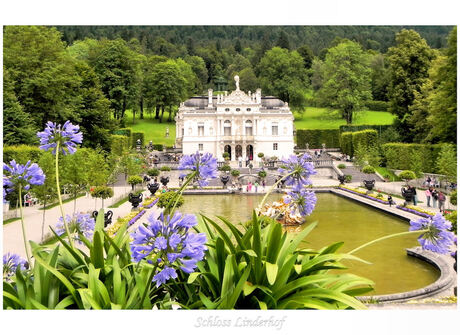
(143, 175), (151, 183)
(92, 210), (114, 228)
(338, 175), (346, 184)
(147, 182), (160, 196)
(129, 192), (143, 208)
(160, 176), (169, 187)
(220, 175), (230, 188)
(363, 180), (375, 191)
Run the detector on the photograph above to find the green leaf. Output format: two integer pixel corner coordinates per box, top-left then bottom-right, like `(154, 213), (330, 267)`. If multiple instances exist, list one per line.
(78, 288), (101, 310)
(265, 262), (278, 285)
(187, 272), (200, 284)
(266, 222), (282, 263)
(277, 222), (317, 268)
(201, 215), (236, 254)
(54, 295), (74, 309)
(94, 209), (105, 233)
(227, 266), (251, 308)
(3, 291), (24, 308)
(90, 231), (104, 269)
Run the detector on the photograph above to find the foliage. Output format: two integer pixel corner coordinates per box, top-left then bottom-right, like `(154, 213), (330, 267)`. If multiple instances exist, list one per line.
(160, 166), (171, 172)
(258, 47), (308, 112)
(352, 130), (378, 153)
(258, 152), (264, 158)
(152, 144), (164, 151)
(222, 152), (230, 159)
(398, 170), (417, 181)
(364, 101), (389, 112)
(445, 211), (457, 235)
(157, 191), (184, 209)
(381, 143), (444, 173)
(258, 170), (267, 178)
(450, 191), (457, 206)
(369, 53), (390, 102)
(317, 41), (372, 124)
(387, 29), (435, 141)
(110, 135), (129, 156)
(90, 186), (114, 200)
(362, 166), (375, 174)
(338, 164), (346, 169)
(296, 129), (340, 149)
(147, 168), (160, 177)
(219, 165), (232, 172)
(340, 132), (353, 157)
(345, 175), (352, 183)
(436, 144), (457, 182)
(231, 170), (241, 177)
(131, 132), (145, 148)
(3, 145), (43, 165)
(127, 175), (143, 186)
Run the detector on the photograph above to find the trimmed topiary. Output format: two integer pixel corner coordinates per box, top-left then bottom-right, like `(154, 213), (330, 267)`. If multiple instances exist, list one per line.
(231, 169), (241, 177)
(157, 191), (184, 209)
(160, 166), (171, 172)
(258, 152), (264, 158)
(338, 163), (346, 169)
(219, 164), (232, 172)
(258, 170), (267, 178)
(398, 170), (416, 182)
(345, 175), (352, 183)
(147, 168), (160, 177)
(362, 165), (375, 174)
(127, 175), (143, 187)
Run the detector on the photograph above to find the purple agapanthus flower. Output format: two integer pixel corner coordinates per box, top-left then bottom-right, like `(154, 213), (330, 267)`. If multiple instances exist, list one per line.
(178, 151), (218, 187)
(130, 211), (207, 287)
(3, 253), (28, 280)
(278, 154), (317, 189)
(3, 160), (45, 194)
(37, 121), (83, 155)
(55, 213), (95, 244)
(410, 214), (456, 254)
(284, 185), (317, 216)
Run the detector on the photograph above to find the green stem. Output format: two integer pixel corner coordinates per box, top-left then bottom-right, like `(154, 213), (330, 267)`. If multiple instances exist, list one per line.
(55, 143), (75, 249)
(18, 188), (32, 267)
(140, 263), (158, 308)
(257, 171), (296, 213)
(348, 229), (428, 255)
(168, 172), (196, 216)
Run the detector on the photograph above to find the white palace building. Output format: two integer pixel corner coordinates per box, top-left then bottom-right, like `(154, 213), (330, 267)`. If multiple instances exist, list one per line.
(175, 76), (295, 162)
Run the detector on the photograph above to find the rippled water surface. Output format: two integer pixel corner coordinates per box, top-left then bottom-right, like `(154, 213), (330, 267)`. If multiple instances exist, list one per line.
(181, 193), (440, 295)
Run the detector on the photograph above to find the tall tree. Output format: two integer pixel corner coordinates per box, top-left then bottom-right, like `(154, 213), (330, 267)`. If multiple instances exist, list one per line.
(387, 29), (435, 141)
(369, 53), (390, 101)
(184, 55), (208, 94)
(426, 27), (457, 144)
(297, 45), (314, 69)
(276, 30), (290, 50)
(234, 39), (242, 53)
(258, 47), (308, 112)
(317, 41), (372, 124)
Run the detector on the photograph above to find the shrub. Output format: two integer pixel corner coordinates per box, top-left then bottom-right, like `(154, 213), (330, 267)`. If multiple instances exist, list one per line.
(231, 169), (241, 177)
(3, 145), (43, 164)
(131, 131), (145, 149)
(339, 124), (391, 135)
(147, 168), (160, 177)
(352, 129), (378, 152)
(258, 152), (264, 158)
(152, 144), (164, 151)
(219, 164), (232, 172)
(340, 132), (353, 156)
(222, 152), (230, 160)
(450, 190), (457, 206)
(338, 163), (346, 169)
(258, 170), (267, 178)
(157, 191), (184, 209)
(445, 210), (457, 235)
(398, 170), (416, 181)
(160, 166), (171, 172)
(296, 129), (340, 149)
(345, 175), (352, 183)
(362, 165), (375, 174)
(364, 100), (390, 112)
(90, 186), (114, 199)
(110, 135), (129, 156)
(127, 175), (143, 186)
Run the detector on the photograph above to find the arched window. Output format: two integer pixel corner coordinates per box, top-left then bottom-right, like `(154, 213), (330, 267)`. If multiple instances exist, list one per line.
(209, 127), (214, 136)
(246, 108), (251, 111)
(236, 108), (241, 112)
(224, 120), (231, 136)
(272, 122), (278, 136)
(245, 120), (253, 136)
(225, 108), (230, 112)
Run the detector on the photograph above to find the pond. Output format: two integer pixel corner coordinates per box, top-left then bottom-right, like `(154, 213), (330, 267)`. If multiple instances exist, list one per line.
(181, 192), (440, 295)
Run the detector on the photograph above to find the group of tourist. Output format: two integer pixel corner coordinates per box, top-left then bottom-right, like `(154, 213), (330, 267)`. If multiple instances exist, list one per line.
(425, 187), (446, 212)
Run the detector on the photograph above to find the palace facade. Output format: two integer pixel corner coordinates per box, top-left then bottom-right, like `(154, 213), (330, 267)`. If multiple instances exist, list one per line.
(175, 76), (295, 162)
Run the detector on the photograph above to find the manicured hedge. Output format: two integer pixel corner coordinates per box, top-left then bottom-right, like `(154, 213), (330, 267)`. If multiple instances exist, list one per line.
(364, 100), (389, 112)
(352, 129), (378, 151)
(382, 143), (444, 174)
(3, 145), (43, 164)
(296, 129), (340, 149)
(132, 132), (145, 149)
(339, 124), (391, 135)
(152, 144), (164, 151)
(113, 128), (132, 146)
(110, 135), (129, 156)
(340, 132), (353, 157)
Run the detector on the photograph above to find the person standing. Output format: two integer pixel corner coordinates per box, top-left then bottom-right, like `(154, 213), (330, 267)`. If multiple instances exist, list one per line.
(425, 188), (432, 207)
(254, 181), (259, 193)
(262, 179), (266, 191)
(431, 189), (438, 209)
(438, 191), (446, 212)
(238, 156), (243, 168)
(248, 181), (252, 192)
(411, 186), (418, 206)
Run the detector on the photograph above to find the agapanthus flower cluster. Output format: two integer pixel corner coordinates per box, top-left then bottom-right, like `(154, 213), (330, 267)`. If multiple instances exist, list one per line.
(55, 213), (95, 244)
(130, 211), (207, 287)
(178, 152), (218, 187)
(284, 185), (317, 216)
(37, 121), (83, 155)
(3, 160), (45, 194)
(278, 154), (317, 189)
(3, 253), (28, 280)
(409, 213), (456, 254)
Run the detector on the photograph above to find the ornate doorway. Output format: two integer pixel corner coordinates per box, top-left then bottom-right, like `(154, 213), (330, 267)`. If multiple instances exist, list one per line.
(235, 145), (242, 159)
(224, 145), (232, 161)
(246, 145), (253, 160)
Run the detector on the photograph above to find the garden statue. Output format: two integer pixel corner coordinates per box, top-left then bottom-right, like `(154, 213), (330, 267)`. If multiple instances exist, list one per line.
(363, 180), (375, 191)
(147, 182), (160, 195)
(128, 192), (143, 208)
(338, 174), (346, 184)
(136, 139), (141, 151)
(160, 176), (169, 187)
(220, 175), (230, 188)
(92, 210), (113, 228)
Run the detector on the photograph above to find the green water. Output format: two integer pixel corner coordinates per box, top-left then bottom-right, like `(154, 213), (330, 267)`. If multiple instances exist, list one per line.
(181, 193), (440, 295)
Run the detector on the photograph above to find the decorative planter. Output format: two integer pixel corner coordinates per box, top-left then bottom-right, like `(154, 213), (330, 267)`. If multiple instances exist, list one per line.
(92, 210), (114, 227)
(129, 192), (143, 208)
(220, 175), (230, 188)
(363, 180), (375, 191)
(338, 175), (346, 184)
(147, 182), (160, 195)
(160, 176), (169, 187)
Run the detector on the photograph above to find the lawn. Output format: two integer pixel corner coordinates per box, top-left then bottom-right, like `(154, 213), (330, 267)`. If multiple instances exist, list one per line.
(123, 110), (176, 146)
(293, 107), (396, 129)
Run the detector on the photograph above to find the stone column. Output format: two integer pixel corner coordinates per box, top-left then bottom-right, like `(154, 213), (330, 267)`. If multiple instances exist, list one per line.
(208, 88), (213, 107)
(256, 89), (261, 104)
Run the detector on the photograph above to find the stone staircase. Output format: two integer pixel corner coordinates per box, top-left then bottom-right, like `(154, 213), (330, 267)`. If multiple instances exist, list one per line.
(340, 166), (381, 183)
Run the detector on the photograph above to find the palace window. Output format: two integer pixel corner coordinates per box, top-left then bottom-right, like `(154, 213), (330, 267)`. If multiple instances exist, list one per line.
(181, 128), (184, 136)
(273, 143), (278, 150)
(225, 108), (230, 112)
(272, 123), (278, 136)
(224, 120), (232, 136)
(198, 122), (204, 136)
(245, 120), (253, 136)
(236, 108), (241, 112)
(209, 127), (214, 135)
(199, 144), (203, 151)
(246, 108), (251, 111)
